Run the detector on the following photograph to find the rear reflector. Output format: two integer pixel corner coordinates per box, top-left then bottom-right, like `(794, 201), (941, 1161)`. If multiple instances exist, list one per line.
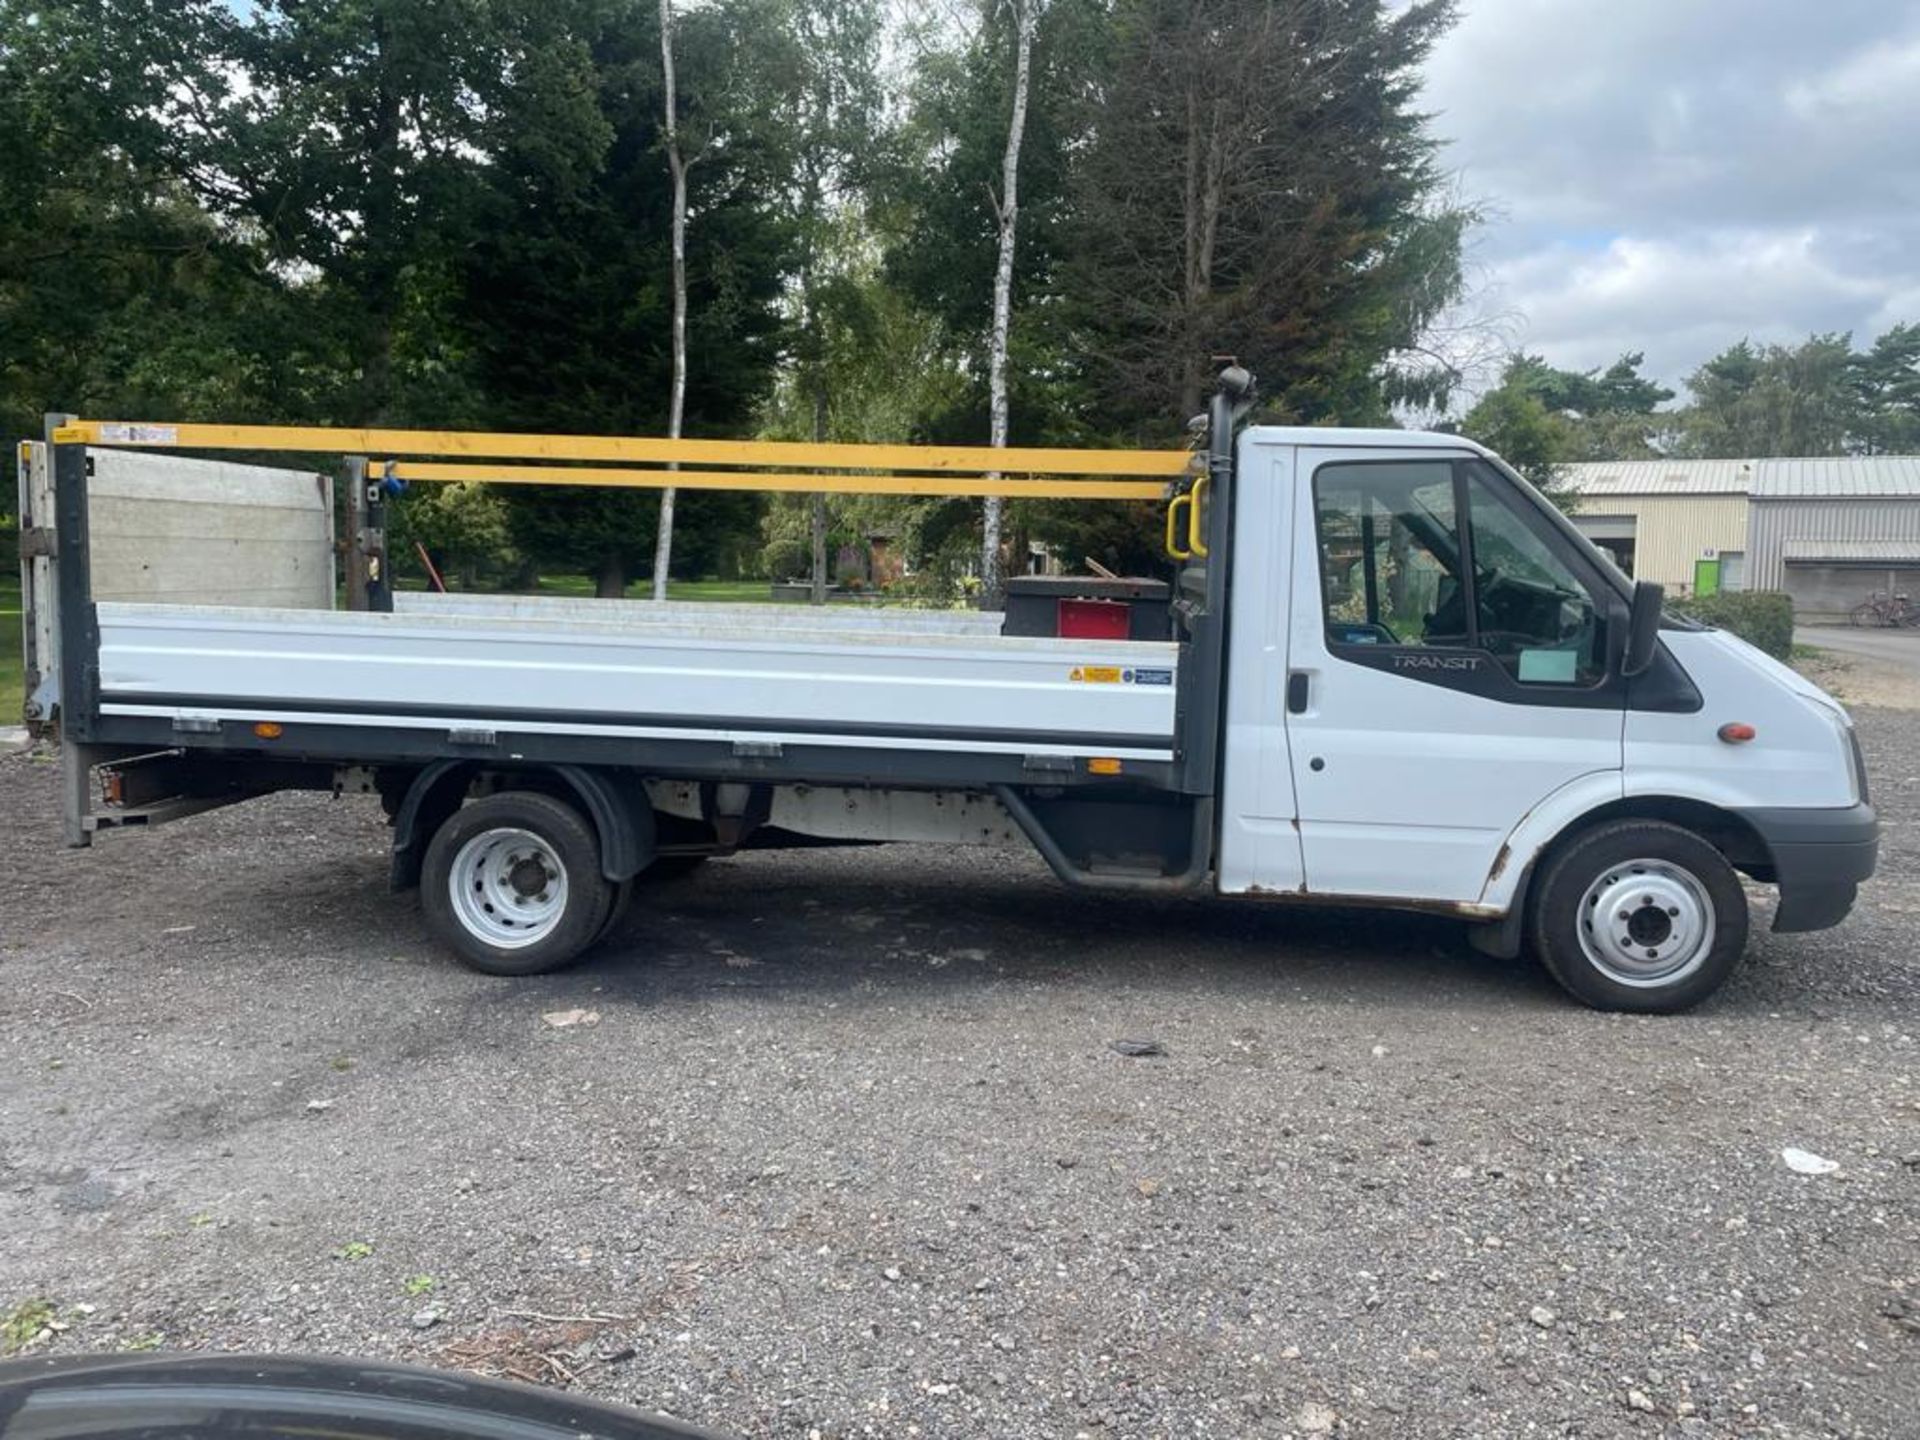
(1087, 757), (1123, 775)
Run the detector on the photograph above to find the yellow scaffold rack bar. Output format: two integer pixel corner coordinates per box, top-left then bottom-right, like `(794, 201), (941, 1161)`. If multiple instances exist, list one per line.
(51, 419), (1195, 500)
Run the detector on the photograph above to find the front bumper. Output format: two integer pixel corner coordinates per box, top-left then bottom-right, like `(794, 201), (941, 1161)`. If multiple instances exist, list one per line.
(1738, 803), (1879, 933)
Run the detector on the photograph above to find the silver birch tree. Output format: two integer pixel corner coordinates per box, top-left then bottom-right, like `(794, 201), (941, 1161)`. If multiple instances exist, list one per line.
(980, 0), (1036, 606)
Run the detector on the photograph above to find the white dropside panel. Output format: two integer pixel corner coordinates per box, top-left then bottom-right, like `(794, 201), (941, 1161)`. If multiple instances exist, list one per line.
(88, 450), (334, 609)
(398, 591), (1005, 638)
(95, 603), (1179, 758)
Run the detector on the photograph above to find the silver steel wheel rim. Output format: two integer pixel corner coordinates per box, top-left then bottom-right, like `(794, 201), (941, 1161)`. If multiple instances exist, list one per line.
(1575, 857), (1716, 988)
(448, 827), (569, 950)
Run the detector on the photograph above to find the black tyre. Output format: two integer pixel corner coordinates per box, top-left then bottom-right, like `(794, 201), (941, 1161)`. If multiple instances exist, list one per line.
(1527, 819), (1748, 1013)
(420, 790), (614, 976)
(1850, 600), (1881, 628)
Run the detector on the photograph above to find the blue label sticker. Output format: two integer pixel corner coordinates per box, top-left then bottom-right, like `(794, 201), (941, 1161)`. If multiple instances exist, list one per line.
(1128, 668), (1173, 685)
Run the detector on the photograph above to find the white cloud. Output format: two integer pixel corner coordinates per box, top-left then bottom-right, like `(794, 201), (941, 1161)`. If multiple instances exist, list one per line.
(1421, 0), (1920, 394)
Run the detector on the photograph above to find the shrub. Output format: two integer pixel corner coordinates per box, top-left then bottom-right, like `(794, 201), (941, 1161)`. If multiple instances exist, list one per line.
(1672, 590), (1794, 660)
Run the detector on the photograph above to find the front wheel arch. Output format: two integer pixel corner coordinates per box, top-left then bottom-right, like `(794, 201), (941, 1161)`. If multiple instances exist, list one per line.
(1474, 796), (1770, 962)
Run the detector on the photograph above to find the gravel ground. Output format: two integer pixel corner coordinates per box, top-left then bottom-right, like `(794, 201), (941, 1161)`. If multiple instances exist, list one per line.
(2, 668), (1916, 1438)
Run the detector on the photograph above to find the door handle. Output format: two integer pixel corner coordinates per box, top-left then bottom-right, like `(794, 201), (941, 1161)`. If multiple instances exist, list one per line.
(1286, 671), (1310, 714)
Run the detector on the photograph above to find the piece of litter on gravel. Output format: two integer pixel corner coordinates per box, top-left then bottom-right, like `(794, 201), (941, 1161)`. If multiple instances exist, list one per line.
(541, 1008), (600, 1029)
(162, 925), (196, 935)
(305, 1098), (335, 1113)
(882, 1266), (903, 1282)
(1295, 1401), (1338, 1434)
(1781, 1147), (1840, 1175)
(1109, 1038), (1166, 1058)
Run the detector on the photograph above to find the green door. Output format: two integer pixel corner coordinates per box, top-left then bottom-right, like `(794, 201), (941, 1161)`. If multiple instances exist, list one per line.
(1693, 557), (1720, 597)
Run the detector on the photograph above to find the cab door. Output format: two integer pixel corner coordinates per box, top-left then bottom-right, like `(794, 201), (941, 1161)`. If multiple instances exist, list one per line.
(1282, 451), (1626, 904)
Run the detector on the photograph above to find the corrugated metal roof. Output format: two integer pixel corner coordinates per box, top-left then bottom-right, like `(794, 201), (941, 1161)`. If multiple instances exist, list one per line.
(1561, 460), (1755, 496)
(1780, 539), (1920, 564)
(1752, 456), (1920, 499)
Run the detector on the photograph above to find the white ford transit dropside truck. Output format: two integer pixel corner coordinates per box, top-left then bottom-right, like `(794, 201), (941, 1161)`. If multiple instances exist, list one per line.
(18, 370), (1877, 1011)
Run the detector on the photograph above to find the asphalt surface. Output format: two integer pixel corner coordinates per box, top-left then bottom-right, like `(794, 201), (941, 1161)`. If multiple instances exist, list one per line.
(2, 661), (1916, 1438)
(1800, 625), (1920, 672)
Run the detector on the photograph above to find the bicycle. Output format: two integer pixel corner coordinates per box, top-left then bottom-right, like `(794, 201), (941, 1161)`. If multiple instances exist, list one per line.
(1849, 590), (1920, 627)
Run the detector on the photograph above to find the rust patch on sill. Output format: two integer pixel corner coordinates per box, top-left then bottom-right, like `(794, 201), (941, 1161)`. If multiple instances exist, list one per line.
(1233, 889), (1503, 920)
(1487, 842), (1512, 883)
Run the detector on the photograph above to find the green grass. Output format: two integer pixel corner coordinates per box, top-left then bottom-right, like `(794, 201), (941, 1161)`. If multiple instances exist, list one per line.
(1, 570), (23, 726)
(529, 576), (773, 604)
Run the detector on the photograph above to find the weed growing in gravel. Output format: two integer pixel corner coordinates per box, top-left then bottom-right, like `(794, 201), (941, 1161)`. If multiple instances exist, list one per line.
(188, 1213), (215, 1229)
(123, 1333), (163, 1352)
(402, 1274), (436, 1296)
(2, 1298), (58, 1354)
(333, 1241), (374, 1261)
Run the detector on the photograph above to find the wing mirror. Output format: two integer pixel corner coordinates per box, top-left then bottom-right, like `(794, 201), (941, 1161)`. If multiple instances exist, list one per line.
(1621, 580), (1665, 678)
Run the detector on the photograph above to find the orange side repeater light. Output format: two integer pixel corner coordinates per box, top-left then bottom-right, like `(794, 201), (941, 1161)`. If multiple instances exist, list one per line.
(1717, 722), (1756, 744)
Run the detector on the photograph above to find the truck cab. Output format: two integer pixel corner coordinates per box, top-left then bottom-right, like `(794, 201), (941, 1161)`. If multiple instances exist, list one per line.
(1212, 424), (1875, 1007)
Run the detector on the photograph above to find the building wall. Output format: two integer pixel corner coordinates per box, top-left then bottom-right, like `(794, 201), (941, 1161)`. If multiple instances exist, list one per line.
(1780, 563), (1920, 621)
(1749, 498), (1920, 591)
(1570, 494), (1749, 592)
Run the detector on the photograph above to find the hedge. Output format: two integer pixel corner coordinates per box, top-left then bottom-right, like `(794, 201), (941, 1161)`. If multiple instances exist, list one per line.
(1671, 589), (1794, 660)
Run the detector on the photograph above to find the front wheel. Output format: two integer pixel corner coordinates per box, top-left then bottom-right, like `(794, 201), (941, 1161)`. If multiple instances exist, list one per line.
(1527, 819), (1748, 1013)
(421, 790), (614, 976)
(1850, 600), (1882, 628)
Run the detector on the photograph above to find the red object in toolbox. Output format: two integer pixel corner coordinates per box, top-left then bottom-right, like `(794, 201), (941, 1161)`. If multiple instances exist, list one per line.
(1057, 598), (1132, 640)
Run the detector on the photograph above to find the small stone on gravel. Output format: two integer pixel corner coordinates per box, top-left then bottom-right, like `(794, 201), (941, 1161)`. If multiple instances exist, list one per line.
(1528, 1305), (1556, 1329)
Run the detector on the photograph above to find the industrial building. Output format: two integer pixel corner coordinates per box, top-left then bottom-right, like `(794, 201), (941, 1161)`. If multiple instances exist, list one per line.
(1561, 455), (1920, 621)
(1561, 459), (1755, 595)
(1747, 457), (1920, 620)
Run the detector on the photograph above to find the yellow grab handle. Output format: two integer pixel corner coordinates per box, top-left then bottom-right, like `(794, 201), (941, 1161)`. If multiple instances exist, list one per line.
(1165, 493), (1193, 560)
(1187, 473), (1210, 557)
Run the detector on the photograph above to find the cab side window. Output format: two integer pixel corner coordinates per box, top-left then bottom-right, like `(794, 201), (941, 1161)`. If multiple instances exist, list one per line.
(1313, 459), (1607, 687)
(1461, 465), (1604, 684)
(1314, 462), (1472, 650)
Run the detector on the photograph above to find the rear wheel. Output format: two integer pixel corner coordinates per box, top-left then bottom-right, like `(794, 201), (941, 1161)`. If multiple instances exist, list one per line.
(1527, 819), (1748, 1013)
(421, 791), (613, 976)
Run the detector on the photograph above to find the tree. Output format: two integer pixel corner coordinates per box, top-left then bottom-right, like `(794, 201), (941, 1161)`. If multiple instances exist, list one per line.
(979, 0), (1039, 605)
(459, 0), (791, 596)
(1675, 334), (1857, 458)
(1064, 0), (1469, 432)
(1459, 358), (1575, 502)
(650, 0), (692, 599)
(1852, 323), (1920, 455)
(0, 1), (319, 442)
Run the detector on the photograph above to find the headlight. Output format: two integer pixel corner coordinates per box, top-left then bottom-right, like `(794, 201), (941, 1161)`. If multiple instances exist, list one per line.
(1808, 698), (1866, 806)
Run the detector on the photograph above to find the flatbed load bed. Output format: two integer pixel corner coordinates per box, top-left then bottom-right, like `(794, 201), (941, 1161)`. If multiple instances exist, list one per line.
(94, 594), (1180, 762)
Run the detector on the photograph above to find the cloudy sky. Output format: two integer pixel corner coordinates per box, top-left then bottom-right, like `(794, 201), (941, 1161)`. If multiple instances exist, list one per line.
(1420, 0), (1920, 398)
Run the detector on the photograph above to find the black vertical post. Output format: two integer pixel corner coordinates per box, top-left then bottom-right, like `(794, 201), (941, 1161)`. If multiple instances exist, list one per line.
(344, 456), (370, 612)
(1173, 366), (1252, 797)
(364, 460), (393, 614)
(49, 426), (96, 743)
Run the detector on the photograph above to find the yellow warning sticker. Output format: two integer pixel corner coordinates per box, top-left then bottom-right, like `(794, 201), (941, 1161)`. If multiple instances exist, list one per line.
(1070, 665), (1123, 684)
